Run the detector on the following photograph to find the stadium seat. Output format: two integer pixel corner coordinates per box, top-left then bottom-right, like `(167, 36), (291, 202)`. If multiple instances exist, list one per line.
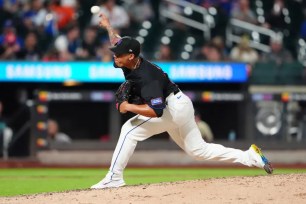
(279, 62), (304, 85)
(250, 62), (278, 85)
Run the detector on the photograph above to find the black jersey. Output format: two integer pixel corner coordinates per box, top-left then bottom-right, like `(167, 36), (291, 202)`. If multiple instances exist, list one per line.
(114, 57), (179, 117)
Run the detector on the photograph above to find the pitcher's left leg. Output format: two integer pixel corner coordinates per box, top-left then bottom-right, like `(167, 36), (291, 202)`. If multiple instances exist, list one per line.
(179, 119), (265, 168)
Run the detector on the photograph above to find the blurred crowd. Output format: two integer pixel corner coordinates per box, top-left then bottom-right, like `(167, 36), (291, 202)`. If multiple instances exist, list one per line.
(0, 0), (305, 65)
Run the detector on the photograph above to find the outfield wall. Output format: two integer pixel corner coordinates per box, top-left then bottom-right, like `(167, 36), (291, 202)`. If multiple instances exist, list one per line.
(36, 149), (306, 166)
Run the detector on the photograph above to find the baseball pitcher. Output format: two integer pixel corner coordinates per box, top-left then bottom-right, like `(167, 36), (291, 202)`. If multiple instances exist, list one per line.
(91, 14), (273, 189)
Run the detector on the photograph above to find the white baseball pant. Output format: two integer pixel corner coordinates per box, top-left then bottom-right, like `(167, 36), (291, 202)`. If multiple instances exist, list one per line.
(107, 91), (254, 180)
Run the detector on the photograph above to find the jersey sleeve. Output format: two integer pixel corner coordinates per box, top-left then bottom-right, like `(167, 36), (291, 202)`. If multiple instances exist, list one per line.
(141, 80), (166, 117)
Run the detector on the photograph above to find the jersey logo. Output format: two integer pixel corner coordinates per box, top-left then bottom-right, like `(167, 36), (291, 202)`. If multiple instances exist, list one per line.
(151, 97), (163, 106)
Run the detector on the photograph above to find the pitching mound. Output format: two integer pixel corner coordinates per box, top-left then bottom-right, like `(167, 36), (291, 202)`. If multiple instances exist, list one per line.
(1, 173), (306, 204)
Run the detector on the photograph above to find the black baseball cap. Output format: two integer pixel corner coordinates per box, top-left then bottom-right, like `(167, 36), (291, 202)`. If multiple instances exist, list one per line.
(109, 36), (141, 57)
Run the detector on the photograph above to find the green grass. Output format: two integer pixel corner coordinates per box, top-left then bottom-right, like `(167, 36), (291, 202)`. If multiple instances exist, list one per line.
(0, 168), (305, 196)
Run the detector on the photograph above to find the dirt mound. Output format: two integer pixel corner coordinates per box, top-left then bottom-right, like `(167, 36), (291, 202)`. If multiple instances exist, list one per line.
(1, 174), (306, 204)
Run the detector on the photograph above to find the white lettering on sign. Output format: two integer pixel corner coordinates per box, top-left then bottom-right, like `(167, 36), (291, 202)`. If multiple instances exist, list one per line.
(47, 92), (83, 101)
(169, 64), (233, 80)
(6, 64), (71, 79)
(89, 65), (121, 79)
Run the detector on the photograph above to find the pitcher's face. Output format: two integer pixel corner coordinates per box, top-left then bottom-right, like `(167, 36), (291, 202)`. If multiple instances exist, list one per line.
(113, 53), (135, 68)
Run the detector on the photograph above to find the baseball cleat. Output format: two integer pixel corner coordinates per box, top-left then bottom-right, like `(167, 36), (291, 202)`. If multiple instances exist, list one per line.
(249, 144), (273, 174)
(90, 178), (125, 189)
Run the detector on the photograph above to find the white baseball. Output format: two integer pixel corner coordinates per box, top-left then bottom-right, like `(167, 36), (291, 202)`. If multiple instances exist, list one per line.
(91, 6), (100, 14)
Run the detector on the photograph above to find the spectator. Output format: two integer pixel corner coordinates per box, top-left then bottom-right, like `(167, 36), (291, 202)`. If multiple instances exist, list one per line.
(2, 0), (19, 17)
(206, 44), (222, 62)
(43, 2), (59, 38)
(91, 0), (130, 32)
(193, 42), (211, 61)
(124, 0), (153, 25)
(22, 0), (48, 29)
(60, 0), (77, 8)
(54, 24), (81, 60)
(155, 44), (174, 61)
(195, 110), (214, 142)
(49, 0), (76, 31)
(193, 42), (222, 62)
(42, 47), (61, 61)
(76, 26), (99, 60)
(47, 119), (72, 144)
(0, 20), (23, 60)
(0, 101), (13, 158)
(260, 34), (293, 65)
(16, 32), (41, 61)
(229, 35), (259, 64)
(230, 0), (257, 24)
(211, 36), (229, 60)
(96, 40), (113, 62)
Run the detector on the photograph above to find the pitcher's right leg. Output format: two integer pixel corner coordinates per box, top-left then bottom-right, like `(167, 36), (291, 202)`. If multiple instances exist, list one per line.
(91, 112), (175, 189)
(91, 115), (152, 189)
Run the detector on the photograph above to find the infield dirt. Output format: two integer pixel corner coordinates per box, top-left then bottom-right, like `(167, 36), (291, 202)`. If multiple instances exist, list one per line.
(1, 173), (305, 204)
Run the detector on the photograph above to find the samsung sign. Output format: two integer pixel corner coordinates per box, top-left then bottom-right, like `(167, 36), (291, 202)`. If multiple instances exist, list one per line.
(0, 62), (247, 83)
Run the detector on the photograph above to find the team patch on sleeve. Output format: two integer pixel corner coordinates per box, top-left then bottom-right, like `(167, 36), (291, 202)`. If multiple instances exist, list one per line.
(151, 97), (163, 106)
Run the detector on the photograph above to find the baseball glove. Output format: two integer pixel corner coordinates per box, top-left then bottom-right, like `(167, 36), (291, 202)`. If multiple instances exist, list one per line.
(115, 80), (145, 113)
(115, 80), (133, 112)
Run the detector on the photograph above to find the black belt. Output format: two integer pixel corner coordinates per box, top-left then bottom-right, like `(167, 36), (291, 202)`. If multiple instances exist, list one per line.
(166, 89), (180, 105)
(173, 89), (180, 95)
(166, 88), (180, 99)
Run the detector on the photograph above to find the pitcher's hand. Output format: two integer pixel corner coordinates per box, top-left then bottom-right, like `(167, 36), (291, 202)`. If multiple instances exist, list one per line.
(99, 13), (110, 29)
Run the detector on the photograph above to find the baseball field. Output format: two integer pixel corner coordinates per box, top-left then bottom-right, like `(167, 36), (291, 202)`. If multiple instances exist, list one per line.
(0, 167), (306, 203)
